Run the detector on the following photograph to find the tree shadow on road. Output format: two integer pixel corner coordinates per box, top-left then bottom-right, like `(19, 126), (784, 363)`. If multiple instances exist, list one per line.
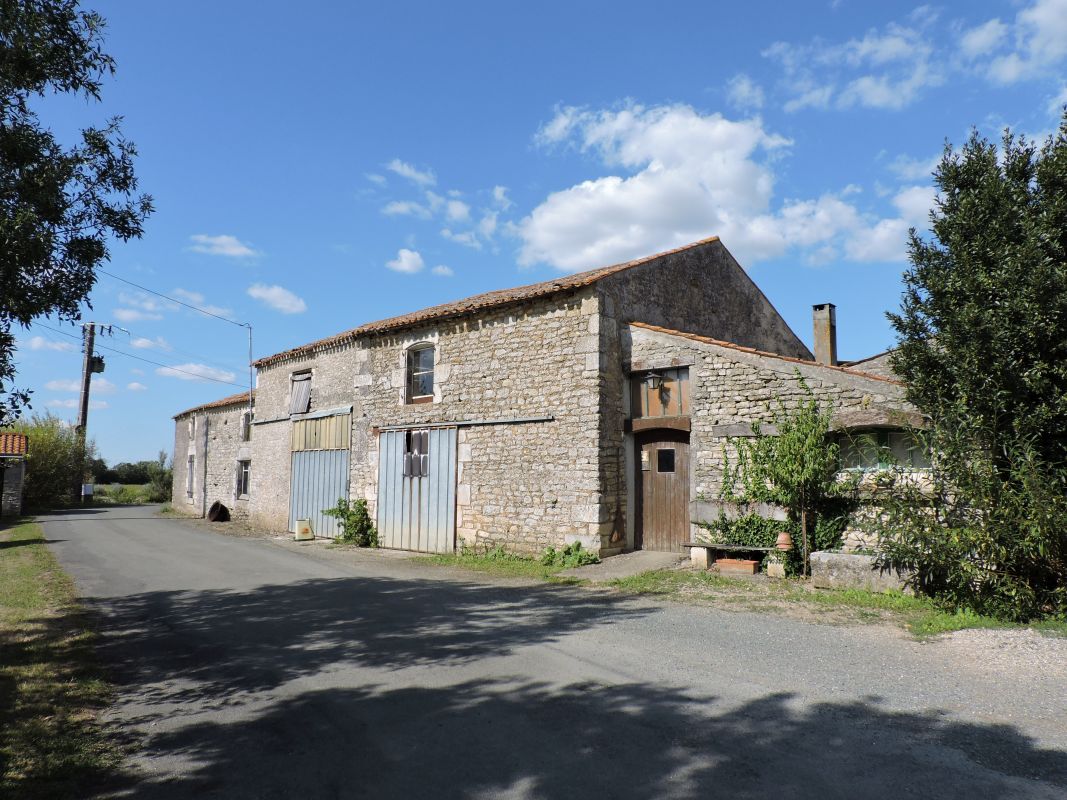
(59, 575), (1067, 798)
(88, 577), (654, 716)
(122, 679), (1067, 799)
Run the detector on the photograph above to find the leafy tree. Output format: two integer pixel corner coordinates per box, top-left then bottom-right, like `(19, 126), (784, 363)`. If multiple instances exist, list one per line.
(0, 0), (152, 424)
(721, 376), (854, 573)
(144, 450), (172, 502)
(889, 113), (1067, 468)
(10, 411), (96, 509)
(882, 114), (1067, 620)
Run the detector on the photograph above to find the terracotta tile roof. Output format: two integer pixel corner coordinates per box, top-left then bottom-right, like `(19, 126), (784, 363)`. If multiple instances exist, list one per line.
(173, 390), (254, 419)
(629, 322), (902, 385)
(253, 236), (722, 368)
(0, 432), (28, 457)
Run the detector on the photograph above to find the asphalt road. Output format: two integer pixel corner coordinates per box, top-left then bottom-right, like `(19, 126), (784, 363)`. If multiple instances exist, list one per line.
(42, 505), (1067, 799)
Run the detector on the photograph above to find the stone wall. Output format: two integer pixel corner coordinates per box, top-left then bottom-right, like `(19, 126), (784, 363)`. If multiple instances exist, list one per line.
(1, 460), (24, 516)
(172, 402), (253, 521)
(250, 342), (358, 532)
(595, 239), (818, 550)
(250, 288), (605, 553)
(627, 324), (913, 549)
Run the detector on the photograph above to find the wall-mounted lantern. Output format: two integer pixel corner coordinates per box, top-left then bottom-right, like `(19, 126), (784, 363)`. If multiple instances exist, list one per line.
(644, 371), (664, 391)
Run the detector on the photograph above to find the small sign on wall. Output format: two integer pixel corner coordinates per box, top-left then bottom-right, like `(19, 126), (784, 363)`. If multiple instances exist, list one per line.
(640, 450), (650, 471)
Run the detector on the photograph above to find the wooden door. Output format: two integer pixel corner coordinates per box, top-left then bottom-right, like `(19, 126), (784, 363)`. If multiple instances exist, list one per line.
(635, 430), (690, 552)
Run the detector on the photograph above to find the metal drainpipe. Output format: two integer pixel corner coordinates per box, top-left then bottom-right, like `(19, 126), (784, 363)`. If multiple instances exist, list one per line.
(201, 415), (210, 519)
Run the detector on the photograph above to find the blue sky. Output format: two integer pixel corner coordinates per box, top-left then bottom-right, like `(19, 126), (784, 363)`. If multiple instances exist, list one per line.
(13, 0), (1067, 465)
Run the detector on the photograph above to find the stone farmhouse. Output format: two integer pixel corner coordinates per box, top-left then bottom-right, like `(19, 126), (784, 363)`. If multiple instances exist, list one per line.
(172, 236), (917, 556)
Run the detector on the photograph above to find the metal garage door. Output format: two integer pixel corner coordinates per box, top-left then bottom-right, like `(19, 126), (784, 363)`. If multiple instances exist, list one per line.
(289, 449), (349, 538)
(377, 427), (457, 553)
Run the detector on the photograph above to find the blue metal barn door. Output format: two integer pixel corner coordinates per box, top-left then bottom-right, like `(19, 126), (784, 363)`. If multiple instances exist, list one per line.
(289, 449), (349, 538)
(377, 428), (457, 553)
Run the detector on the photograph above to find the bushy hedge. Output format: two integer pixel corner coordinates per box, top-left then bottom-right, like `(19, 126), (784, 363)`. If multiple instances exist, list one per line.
(9, 413), (96, 511)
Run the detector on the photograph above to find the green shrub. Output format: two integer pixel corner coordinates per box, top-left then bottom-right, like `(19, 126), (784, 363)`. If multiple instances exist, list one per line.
(540, 541), (600, 568)
(8, 413), (96, 510)
(323, 498), (378, 547)
(144, 450), (172, 502)
(873, 422), (1067, 621)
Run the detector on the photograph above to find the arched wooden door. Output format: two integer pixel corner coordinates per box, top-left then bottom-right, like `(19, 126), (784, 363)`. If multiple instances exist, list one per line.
(635, 429), (690, 552)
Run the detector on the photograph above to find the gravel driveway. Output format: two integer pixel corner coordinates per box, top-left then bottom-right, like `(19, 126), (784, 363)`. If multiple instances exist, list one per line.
(42, 505), (1067, 799)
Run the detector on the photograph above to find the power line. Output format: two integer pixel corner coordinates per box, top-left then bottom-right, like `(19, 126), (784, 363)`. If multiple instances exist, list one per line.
(96, 268), (248, 328)
(119, 325), (247, 375)
(32, 323), (247, 388)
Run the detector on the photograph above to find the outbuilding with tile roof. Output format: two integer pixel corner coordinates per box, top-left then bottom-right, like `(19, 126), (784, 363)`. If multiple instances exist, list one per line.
(170, 237), (916, 557)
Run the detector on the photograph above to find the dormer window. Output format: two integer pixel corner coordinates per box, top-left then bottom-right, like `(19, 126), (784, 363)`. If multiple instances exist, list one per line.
(406, 344), (434, 404)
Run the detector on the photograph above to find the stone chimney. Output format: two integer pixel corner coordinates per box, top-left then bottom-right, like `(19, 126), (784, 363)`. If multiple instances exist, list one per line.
(812, 303), (837, 366)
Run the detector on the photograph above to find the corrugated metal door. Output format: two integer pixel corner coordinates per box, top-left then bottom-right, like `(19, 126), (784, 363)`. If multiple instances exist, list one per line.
(377, 427), (457, 553)
(289, 449), (349, 538)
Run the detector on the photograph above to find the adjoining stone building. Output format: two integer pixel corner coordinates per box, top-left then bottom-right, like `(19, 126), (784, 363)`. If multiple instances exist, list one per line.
(0, 431), (28, 517)
(171, 236), (917, 556)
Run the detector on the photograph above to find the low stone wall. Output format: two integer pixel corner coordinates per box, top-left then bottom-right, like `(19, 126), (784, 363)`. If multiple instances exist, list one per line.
(810, 551), (910, 593)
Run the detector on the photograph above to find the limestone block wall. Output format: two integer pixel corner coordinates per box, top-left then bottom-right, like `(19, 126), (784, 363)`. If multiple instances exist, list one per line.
(627, 325), (913, 549)
(352, 289), (604, 554)
(595, 239), (817, 550)
(248, 288), (606, 553)
(172, 402), (253, 520)
(251, 342), (359, 532)
(1, 461), (24, 516)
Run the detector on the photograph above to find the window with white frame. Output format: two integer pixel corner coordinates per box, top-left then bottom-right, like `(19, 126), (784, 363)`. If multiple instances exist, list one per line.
(240, 410), (252, 442)
(289, 372), (312, 415)
(236, 460), (251, 498)
(836, 428), (931, 470)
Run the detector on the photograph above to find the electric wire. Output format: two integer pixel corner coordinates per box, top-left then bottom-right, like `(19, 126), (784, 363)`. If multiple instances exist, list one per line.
(96, 268), (249, 328)
(31, 323), (247, 389)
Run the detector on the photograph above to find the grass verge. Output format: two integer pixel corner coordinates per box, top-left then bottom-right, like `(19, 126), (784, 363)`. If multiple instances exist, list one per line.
(416, 547), (571, 580)
(605, 568), (1067, 638)
(0, 519), (126, 799)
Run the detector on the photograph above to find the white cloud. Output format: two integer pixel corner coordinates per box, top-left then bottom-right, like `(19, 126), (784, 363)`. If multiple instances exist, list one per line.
(432, 265), (454, 277)
(127, 382), (148, 391)
(889, 152), (940, 181)
(492, 185), (513, 210)
(366, 173), (387, 186)
(130, 368), (145, 376)
(386, 248), (425, 274)
(386, 159), (436, 187)
(521, 102), (917, 271)
(247, 283), (307, 314)
(47, 398), (108, 410)
(726, 73), (765, 110)
(892, 185), (937, 226)
(446, 199), (471, 222)
(114, 308), (163, 322)
(118, 291), (175, 314)
(521, 103), (792, 270)
(989, 0), (1067, 84)
(92, 376), (117, 394)
(45, 379), (80, 392)
(477, 212), (498, 238)
(382, 200), (431, 218)
(131, 336), (171, 350)
(441, 228), (481, 249)
(960, 18), (1008, 59)
(155, 363), (237, 383)
(765, 16), (943, 111)
(25, 336), (74, 352)
(189, 234), (260, 258)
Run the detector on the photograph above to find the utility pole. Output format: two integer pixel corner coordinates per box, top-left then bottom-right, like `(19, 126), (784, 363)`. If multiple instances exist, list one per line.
(76, 322), (96, 435)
